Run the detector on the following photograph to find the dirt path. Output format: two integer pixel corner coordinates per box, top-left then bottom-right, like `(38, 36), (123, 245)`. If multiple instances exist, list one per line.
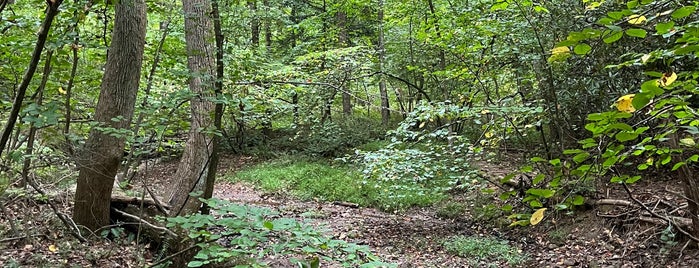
(142, 155), (699, 267)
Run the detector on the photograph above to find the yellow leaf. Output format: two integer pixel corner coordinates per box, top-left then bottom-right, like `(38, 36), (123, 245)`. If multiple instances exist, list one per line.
(485, 131), (494, 138)
(480, 109), (490, 115)
(48, 244), (58, 253)
(680, 137), (696, 147)
(615, 94), (636, 113)
(641, 54), (651, 63)
(659, 72), (677, 87)
(530, 208), (547, 225)
(627, 15), (647, 24)
(58, 87), (67, 94)
(551, 46), (570, 56)
(646, 157), (654, 165)
(419, 122), (426, 128)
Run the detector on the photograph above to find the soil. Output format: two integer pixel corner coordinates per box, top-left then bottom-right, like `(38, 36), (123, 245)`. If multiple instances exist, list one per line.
(2, 154), (699, 267)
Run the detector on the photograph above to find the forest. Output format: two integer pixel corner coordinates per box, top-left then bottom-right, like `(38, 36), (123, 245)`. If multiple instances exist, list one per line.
(2, 0), (699, 267)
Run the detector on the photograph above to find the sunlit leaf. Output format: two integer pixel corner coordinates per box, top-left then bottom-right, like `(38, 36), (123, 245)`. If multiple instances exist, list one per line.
(627, 15), (646, 24)
(551, 46), (570, 55)
(615, 94), (636, 112)
(530, 208), (546, 225)
(48, 244), (58, 253)
(680, 137), (696, 147)
(658, 72), (677, 87)
(573, 43), (592, 55)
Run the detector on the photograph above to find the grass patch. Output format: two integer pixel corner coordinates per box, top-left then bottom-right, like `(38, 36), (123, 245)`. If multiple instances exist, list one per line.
(443, 235), (527, 267)
(226, 156), (447, 211)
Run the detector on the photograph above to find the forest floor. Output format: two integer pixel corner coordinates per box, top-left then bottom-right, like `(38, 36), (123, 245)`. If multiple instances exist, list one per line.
(3, 154), (699, 267)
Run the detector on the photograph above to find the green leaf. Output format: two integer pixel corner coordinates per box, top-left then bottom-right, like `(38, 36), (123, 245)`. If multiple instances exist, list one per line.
(615, 132), (638, 142)
(672, 162), (686, 171)
(603, 31), (624, 43)
(640, 80), (663, 96)
(672, 6), (695, 19)
(526, 188), (555, 198)
(625, 175), (641, 184)
(532, 174), (545, 185)
(263, 221), (274, 230)
(572, 195), (585, 206)
(573, 43), (592, 55)
(632, 93), (651, 109)
(655, 22), (675, 34)
(188, 261), (205, 267)
(625, 28), (647, 38)
(573, 152), (590, 164)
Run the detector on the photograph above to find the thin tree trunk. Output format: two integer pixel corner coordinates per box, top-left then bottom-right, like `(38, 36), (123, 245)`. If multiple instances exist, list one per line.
(263, 0), (271, 50)
(64, 30), (79, 156)
(338, 10), (351, 116)
(201, 0), (225, 215)
(21, 50), (53, 188)
(0, 0), (62, 160)
(168, 0), (218, 216)
(378, 0), (389, 125)
(248, 0), (259, 47)
(72, 0), (147, 231)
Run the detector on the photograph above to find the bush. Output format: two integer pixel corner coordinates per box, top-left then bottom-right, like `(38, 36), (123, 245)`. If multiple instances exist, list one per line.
(164, 198), (394, 267)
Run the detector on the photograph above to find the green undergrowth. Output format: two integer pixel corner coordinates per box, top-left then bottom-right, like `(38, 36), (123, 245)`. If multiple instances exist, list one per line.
(442, 235), (528, 267)
(225, 156), (448, 211)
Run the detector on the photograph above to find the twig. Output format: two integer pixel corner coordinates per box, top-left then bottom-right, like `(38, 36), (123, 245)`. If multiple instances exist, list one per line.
(112, 208), (176, 238)
(623, 183), (699, 243)
(0, 236), (27, 243)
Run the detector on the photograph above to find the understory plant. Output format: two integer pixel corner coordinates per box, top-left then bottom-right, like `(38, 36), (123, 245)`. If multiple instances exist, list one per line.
(164, 198), (394, 267)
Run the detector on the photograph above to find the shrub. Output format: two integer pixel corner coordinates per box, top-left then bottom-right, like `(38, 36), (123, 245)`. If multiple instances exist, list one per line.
(164, 198), (394, 267)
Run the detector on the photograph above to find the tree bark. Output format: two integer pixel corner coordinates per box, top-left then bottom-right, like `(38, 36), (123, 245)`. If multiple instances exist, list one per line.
(378, 0), (389, 125)
(338, 10), (351, 116)
(248, 0), (260, 47)
(72, 0), (147, 231)
(168, 0), (217, 217)
(0, 0), (62, 161)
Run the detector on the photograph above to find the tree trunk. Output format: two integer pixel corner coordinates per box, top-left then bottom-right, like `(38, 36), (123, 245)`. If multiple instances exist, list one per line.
(378, 0), (389, 125)
(263, 0), (272, 50)
(338, 10), (351, 116)
(72, 0), (147, 231)
(248, 0), (260, 47)
(201, 0), (225, 215)
(0, 0), (62, 160)
(21, 50), (52, 188)
(168, 0), (217, 217)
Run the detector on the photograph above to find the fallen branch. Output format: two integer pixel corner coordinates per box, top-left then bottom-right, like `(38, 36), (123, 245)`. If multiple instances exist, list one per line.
(112, 208), (176, 238)
(27, 175), (86, 242)
(591, 199), (636, 207)
(111, 195), (170, 210)
(623, 183), (699, 243)
(332, 201), (360, 208)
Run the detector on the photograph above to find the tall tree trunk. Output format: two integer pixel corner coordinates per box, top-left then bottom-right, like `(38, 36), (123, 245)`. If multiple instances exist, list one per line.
(72, 0), (147, 231)
(263, 0), (272, 50)
(202, 0), (225, 215)
(64, 29), (79, 156)
(338, 10), (351, 116)
(0, 0), (62, 160)
(378, 0), (389, 125)
(248, 0), (260, 47)
(168, 0), (218, 217)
